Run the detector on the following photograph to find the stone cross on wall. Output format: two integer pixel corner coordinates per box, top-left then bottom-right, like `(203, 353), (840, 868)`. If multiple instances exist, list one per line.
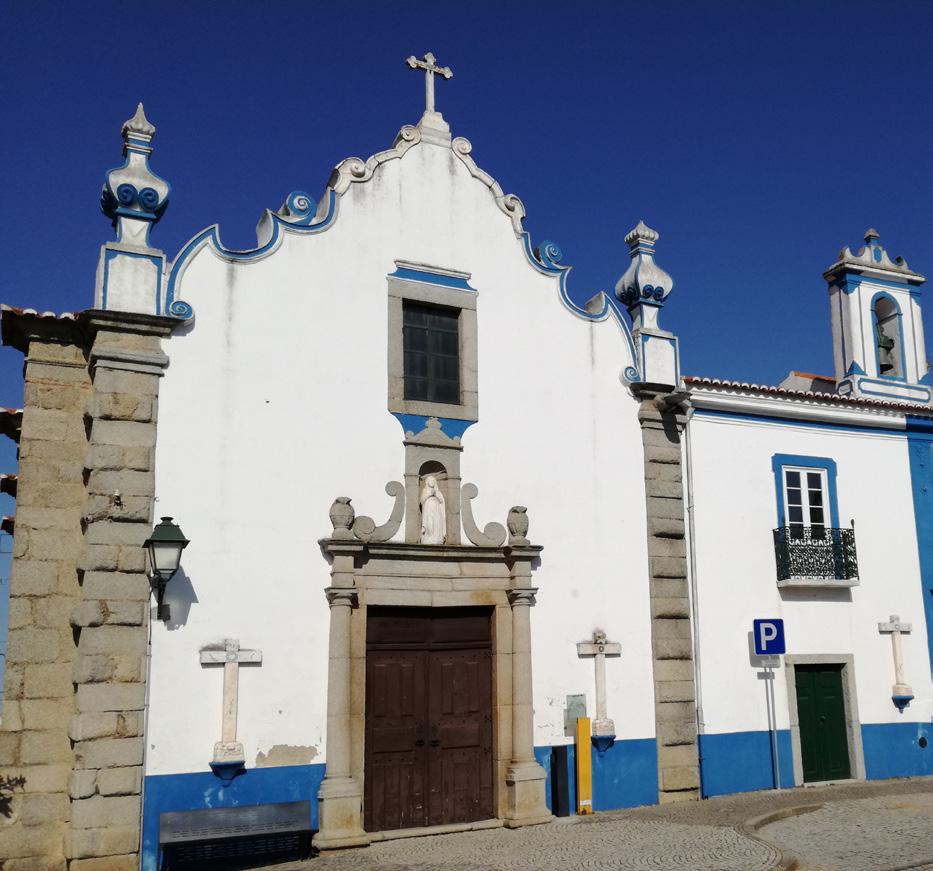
(200, 639), (262, 766)
(405, 52), (453, 114)
(576, 629), (621, 737)
(878, 615), (913, 709)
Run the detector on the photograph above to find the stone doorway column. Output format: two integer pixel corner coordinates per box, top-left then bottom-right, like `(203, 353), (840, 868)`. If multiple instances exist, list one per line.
(504, 548), (552, 828)
(313, 566), (370, 850)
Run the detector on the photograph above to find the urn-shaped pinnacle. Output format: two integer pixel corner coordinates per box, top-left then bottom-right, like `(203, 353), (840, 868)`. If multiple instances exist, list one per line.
(615, 220), (673, 313)
(329, 496), (355, 539)
(100, 103), (170, 244)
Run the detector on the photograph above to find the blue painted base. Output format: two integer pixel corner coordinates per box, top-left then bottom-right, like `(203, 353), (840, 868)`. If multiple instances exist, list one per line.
(699, 722), (933, 797)
(699, 730), (794, 797)
(143, 743), (658, 871)
(862, 722), (933, 779)
(136, 724), (933, 870)
(142, 763), (325, 871)
(535, 737), (658, 813)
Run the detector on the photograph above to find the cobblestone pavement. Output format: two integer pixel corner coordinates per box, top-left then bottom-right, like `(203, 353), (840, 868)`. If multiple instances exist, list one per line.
(290, 817), (780, 871)
(759, 792), (933, 871)
(259, 777), (933, 871)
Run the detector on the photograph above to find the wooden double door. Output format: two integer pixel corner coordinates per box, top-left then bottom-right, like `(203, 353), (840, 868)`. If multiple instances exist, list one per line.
(795, 665), (851, 783)
(364, 607), (494, 833)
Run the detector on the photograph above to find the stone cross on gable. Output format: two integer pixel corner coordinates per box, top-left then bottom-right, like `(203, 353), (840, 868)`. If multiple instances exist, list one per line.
(878, 615), (913, 709)
(406, 52), (453, 114)
(200, 638), (262, 766)
(576, 629), (621, 737)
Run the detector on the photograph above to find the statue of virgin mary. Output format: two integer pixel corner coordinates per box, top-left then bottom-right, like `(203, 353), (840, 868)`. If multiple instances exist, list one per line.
(420, 476), (446, 544)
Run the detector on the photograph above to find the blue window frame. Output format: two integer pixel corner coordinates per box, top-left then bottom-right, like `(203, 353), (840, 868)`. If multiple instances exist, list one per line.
(772, 454), (839, 529)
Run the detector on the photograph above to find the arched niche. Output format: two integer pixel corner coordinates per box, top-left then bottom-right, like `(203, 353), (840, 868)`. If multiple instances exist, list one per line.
(418, 460), (450, 544)
(871, 292), (905, 379)
(402, 418), (463, 544)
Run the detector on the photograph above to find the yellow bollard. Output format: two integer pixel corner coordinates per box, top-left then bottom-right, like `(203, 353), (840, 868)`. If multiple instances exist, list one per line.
(575, 716), (593, 814)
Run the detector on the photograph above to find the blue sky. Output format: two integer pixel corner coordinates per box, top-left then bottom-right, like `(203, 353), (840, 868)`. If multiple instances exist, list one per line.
(2, 3), (933, 448)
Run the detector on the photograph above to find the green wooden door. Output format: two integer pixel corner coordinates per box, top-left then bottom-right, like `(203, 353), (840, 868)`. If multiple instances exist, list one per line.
(795, 665), (851, 782)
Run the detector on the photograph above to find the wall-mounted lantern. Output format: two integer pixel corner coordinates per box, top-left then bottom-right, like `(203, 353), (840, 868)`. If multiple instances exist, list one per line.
(143, 516), (189, 621)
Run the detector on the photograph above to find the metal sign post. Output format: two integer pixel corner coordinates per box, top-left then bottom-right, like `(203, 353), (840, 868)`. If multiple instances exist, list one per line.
(753, 620), (786, 791)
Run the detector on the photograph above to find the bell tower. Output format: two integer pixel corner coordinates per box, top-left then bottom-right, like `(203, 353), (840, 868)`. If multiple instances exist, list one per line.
(824, 229), (930, 404)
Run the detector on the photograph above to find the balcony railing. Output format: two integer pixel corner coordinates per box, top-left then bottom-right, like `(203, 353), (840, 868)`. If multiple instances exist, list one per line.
(773, 526), (858, 586)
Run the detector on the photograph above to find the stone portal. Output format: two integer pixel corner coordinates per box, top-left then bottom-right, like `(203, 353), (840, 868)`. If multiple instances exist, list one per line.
(313, 450), (552, 850)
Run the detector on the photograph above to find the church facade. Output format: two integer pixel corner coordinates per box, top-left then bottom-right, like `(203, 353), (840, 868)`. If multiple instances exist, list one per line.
(1, 56), (931, 871)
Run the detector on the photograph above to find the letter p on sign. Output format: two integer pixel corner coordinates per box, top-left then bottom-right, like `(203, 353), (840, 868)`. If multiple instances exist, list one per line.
(753, 619), (786, 656)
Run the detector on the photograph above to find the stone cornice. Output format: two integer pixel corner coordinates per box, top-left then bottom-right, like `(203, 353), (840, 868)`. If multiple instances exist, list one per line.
(80, 309), (181, 338)
(319, 538), (541, 562)
(1, 306), (184, 355)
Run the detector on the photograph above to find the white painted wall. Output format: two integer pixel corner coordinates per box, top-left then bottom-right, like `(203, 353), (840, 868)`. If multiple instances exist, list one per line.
(147, 130), (655, 776)
(688, 411), (933, 738)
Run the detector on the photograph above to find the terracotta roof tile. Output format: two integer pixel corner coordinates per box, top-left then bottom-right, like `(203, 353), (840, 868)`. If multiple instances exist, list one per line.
(684, 375), (933, 414)
(0, 305), (78, 321)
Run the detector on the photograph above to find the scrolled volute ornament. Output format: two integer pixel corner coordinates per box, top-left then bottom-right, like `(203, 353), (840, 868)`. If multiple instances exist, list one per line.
(351, 482), (405, 543)
(279, 190), (317, 226)
(117, 184), (137, 205)
(461, 483), (506, 547)
(535, 240), (563, 270)
(396, 125), (420, 145)
(452, 136), (473, 157)
(167, 298), (194, 320)
(138, 187), (161, 211)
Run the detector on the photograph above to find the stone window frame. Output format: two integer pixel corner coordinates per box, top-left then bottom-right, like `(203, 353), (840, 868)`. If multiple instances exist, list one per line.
(783, 653), (866, 786)
(388, 261), (478, 422)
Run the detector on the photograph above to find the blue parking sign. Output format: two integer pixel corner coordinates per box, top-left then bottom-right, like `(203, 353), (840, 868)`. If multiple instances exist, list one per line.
(753, 619), (786, 655)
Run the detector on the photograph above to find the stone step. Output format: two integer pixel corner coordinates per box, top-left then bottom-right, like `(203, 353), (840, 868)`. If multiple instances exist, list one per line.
(658, 788), (701, 804)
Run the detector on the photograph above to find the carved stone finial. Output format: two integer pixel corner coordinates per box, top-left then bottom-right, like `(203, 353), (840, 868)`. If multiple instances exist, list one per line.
(615, 220), (673, 312)
(100, 103), (170, 246)
(123, 102), (156, 140)
(864, 227), (880, 243)
(507, 506), (530, 545)
(623, 220), (659, 247)
(329, 497), (355, 540)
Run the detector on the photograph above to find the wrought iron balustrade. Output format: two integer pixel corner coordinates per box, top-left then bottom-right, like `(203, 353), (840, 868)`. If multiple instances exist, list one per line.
(772, 525), (858, 583)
